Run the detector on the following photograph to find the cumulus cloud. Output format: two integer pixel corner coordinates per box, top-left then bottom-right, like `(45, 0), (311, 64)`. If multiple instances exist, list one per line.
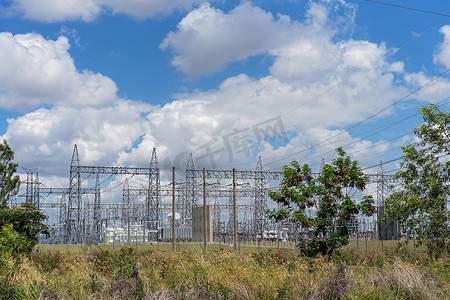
(434, 25), (450, 69)
(6, 0), (200, 22)
(10, 0), (101, 22)
(256, 127), (391, 171)
(160, 2), (303, 75)
(99, 0), (202, 19)
(404, 71), (450, 101)
(0, 32), (118, 111)
(2, 0), (441, 186)
(118, 58), (405, 175)
(3, 100), (153, 176)
(160, 1), (359, 76)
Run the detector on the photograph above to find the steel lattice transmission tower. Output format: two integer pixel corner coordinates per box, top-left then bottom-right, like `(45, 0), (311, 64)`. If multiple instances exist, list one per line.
(147, 148), (160, 230)
(23, 167), (37, 205)
(67, 145), (81, 244)
(183, 153), (198, 227)
(93, 173), (101, 243)
(34, 172), (40, 209)
(253, 156), (267, 240)
(377, 161), (386, 207)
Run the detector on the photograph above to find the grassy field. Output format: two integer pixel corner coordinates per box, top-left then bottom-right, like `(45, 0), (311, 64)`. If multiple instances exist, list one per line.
(0, 241), (447, 299)
(34, 239), (428, 255)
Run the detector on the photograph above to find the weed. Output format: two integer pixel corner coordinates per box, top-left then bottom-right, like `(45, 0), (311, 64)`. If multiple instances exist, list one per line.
(2, 244), (448, 299)
(87, 273), (103, 294)
(31, 250), (62, 273)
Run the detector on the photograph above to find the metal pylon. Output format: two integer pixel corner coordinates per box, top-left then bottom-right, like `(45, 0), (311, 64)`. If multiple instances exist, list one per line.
(34, 172), (40, 210)
(377, 161), (386, 207)
(377, 161), (387, 239)
(67, 144), (81, 244)
(123, 178), (131, 205)
(147, 148), (160, 230)
(213, 197), (221, 242)
(254, 156), (267, 240)
(23, 167), (37, 204)
(93, 173), (101, 243)
(183, 153), (198, 227)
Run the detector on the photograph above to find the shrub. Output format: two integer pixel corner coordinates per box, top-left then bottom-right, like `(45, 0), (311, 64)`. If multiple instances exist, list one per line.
(0, 204), (49, 253)
(0, 224), (31, 258)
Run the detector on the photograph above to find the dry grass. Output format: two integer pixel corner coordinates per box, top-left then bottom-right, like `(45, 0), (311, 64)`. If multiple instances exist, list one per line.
(0, 244), (448, 299)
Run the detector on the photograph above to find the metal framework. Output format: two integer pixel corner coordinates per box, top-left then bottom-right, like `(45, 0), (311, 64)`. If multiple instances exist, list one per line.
(24, 145), (397, 244)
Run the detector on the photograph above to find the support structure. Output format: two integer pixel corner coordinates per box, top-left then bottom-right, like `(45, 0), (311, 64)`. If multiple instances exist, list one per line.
(183, 154), (198, 227)
(377, 161), (399, 240)
(93, 173), (101, 243)
(254, 156), (266, 240)
(67, 145), (81, 243)
(23, 168), (37, 205)
(147, 148), (161, 231)
(29, 145), (398, 245)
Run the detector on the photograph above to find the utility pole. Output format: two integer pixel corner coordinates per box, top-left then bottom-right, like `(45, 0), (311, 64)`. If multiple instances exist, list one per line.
(172, 167), (176, 251)
(203, 168), (207, 249)
(233, 168), (237, 252)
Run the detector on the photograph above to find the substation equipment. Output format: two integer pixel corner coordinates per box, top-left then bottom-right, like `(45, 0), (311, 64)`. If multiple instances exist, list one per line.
(19, 145), (398, 244)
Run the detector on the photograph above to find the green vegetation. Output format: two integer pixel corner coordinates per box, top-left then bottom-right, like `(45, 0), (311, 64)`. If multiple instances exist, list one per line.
(267, 148), (374, 257)
(0, 140), (49, 254)
(0, 140), (50, 299)
(0, 139), (20, 208)
(0, 244), (447, 299)
(0, 106), (449, 298)
(0, 203), (49, 253)
(385, 104), (450, 258)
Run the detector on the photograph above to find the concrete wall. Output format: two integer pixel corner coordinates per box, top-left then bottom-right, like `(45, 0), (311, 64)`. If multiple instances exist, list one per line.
(192, 205), (213, 242)
(378, 206), (399, 240)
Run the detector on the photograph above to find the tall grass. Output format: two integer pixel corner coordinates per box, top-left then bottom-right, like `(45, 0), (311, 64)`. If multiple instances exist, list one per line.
(0, 245), (448, 299)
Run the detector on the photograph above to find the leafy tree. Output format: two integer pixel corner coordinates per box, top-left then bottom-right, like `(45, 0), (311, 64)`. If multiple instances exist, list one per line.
(267, 148), (374, 257)
(0, 140), (20, 208)
(0, 224), (31, 257)
(0, 203), (49, 253)
(385, 104), (450, 258)
(0, 140), (48, 253)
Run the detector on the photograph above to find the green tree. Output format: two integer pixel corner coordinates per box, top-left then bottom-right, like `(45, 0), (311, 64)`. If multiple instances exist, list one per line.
(385, 104), (450, 257)
(267, 148), (374, 257)
(0, 204), (49, 253)
(0, 140), (20, 208)
(0, 140), (48, 253)
(0, 224), (31, 257)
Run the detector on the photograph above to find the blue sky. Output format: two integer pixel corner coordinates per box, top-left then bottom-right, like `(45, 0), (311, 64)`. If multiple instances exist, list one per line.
(1, 0), (450, 191)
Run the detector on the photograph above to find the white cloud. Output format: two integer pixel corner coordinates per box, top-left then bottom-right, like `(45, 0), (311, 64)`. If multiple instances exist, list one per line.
(7, 0), (200, 22)
(3, 101), (153, 176)
(0, 32), (118, 111)
(160, 1), (359, 76)
(404, 71), (450, 101)
(3, 0), (444, 188)
(160, 2), (303, 75)
(100, 0), (201, 19)
(434, 25), (450, 69)
(10, 0), (101, 22)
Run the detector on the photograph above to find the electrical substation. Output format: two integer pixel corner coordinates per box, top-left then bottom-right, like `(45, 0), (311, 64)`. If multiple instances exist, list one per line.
(17, 145), (399, 245)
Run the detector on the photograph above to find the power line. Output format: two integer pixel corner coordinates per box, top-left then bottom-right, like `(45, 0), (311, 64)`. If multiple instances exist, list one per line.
(263, 71), (450, 168)
(361, 156), (403, 171)
(266, 95), (450, 171)
(364, 0), (450, 18)
(206, 10), (448, 171)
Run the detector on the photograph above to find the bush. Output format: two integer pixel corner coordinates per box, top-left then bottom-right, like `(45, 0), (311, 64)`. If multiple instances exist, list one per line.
(0, 204), (49, 253)
(0, 224), (31, 258)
